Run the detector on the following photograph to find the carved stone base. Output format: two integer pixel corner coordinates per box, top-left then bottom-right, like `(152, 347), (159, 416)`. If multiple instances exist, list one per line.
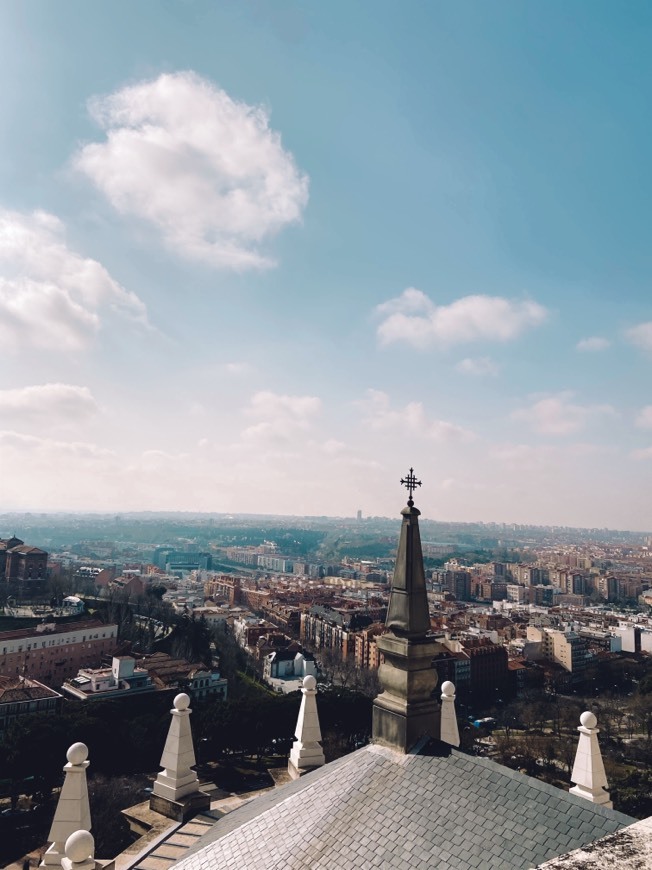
(372, 697), (437, 753)
(149, 790), (210, 822)
(287, 760), (322, 780)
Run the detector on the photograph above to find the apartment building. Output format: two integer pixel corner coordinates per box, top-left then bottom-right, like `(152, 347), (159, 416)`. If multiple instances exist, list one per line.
(0, 619), (118, 687)
(300, 605), (357, 657)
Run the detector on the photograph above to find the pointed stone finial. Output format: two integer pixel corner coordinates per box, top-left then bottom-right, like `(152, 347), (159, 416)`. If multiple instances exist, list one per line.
(440, 681), (460, 747)
(41, 744), (91, 867)
(288, 675), (325, 779)
(61, 831), (95, 870)
(569, 711), (612, 808)
(152, 693), (200, 802)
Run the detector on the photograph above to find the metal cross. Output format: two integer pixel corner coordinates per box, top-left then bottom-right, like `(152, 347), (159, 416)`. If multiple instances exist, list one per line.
(400, 467), (422, 506)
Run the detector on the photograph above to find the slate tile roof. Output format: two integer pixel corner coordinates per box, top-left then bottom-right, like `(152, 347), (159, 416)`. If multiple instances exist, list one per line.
(536, 817), (652, 868)
(173, 742), (634, 870)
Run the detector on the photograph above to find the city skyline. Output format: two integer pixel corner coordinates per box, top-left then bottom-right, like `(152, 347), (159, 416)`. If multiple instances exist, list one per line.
(1, 2), (652, 529)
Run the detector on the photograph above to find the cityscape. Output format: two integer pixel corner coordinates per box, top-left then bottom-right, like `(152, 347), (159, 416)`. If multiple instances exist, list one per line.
(2, 2), (652, 869)
(0, 496), (651, 866)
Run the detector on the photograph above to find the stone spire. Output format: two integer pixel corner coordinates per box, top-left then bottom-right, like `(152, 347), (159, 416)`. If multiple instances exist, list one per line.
(41, 743), (91, 868)
(569, 711), (612, 808)
(440, 681), (460, 748)
(384, 498), (431, 637)
(150, 693), (210, 821)
(288, 675), (326, 779)
(372, 470), (443, 753)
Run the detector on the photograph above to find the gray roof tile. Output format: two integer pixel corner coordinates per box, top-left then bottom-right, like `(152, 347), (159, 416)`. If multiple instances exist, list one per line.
(174, 743), (634, 870)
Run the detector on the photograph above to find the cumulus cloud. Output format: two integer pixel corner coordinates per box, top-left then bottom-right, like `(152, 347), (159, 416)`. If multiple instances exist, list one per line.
(0, 209), (148, 351)
(358, 389), (474, 442)
(376, 288), (547, 349)
(626, 321), (652, 353)
(511, 392), (617, 435)
(0, 383), (98, 423)
(576, 336), (611, 352)
(0, 429), (118, 509)
(455, 356), (500, 376)
(0, 429), (113, 460)
(242, 390), (321, 442)
(76, 71), (309, 270)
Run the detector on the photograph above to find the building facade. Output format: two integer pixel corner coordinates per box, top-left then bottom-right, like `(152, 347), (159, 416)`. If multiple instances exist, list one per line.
(0, 620), (118, 686)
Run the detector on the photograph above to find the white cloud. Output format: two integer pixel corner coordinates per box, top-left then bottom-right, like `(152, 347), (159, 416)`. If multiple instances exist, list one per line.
(632, 446), (652, 460)
(0, 209), (148, 351)
(0, 384), (98, 423)
(626, 321), (652, 353)
(511, 392), (617, 435)
(0, 430), (113, 460)
(576, 336), (611, 352)
(242, 390), (321, 442)
(635, 406), (652, 429)
(321, 439), (346, 455)
(139, 449), (190, 471)
(225, 362), (252, 375)
(358, 389), (475, 442)
(76, 71), (309, 270)
(455, 356), (500, 376)
(188, 402), (207, 417)
(376, 288), (547, 349)
(0, 429), (119, 510)
(493, 442), (611, 464)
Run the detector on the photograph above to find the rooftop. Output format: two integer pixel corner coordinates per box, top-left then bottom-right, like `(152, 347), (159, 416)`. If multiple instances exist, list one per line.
(0, 676), (61, 703)
(0, 619), (114, 642)
(173, 741), (633, 870)
(537, 817), (652, 868)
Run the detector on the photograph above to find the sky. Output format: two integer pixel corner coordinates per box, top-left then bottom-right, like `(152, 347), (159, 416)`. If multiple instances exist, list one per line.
(1, 1), (652, 529)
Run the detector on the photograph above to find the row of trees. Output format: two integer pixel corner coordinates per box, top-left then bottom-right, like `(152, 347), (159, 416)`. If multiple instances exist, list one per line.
(0, 681), (372, 809)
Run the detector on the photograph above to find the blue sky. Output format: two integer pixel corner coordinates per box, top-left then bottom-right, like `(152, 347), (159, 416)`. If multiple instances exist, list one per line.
(1, 1), (652, 528)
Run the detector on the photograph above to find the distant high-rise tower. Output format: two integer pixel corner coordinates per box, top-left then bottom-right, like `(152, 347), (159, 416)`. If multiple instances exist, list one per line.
(356, 510), (362, 521)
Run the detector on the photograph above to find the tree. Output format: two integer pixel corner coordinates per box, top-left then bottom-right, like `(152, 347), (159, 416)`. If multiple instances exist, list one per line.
(87, 774), (147, 858)
(169, 614), (212, 665)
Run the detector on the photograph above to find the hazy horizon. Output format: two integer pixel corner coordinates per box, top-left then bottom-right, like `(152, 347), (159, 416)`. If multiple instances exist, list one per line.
(1, 508), (650, 537)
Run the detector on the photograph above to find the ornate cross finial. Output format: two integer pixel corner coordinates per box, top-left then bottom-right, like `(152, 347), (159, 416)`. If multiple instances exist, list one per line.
(400, 467), (422, 507)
